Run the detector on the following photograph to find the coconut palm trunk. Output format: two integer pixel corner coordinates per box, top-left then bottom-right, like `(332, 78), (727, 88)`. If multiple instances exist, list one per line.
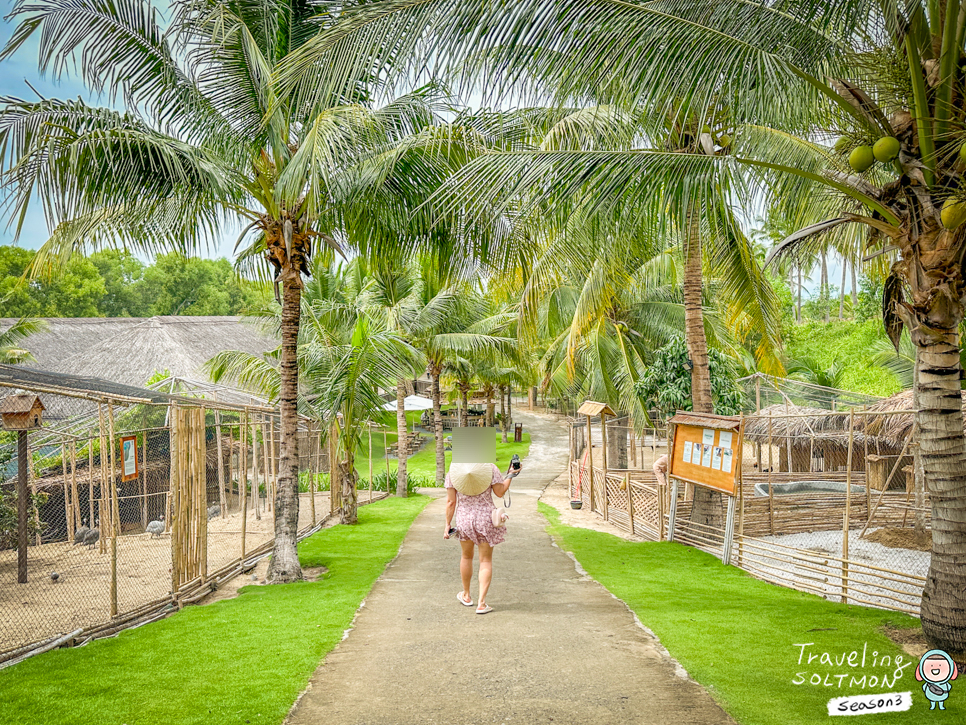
(500, 385), (508, 443)
(683, 211), (720, 529)
(485, 386), (495, 427)
(430, 363), (445, 486)
(912, 308), (966, 653)
(395, 379), (408, 497)
(339, 452), (358, 524)
(267, 278), (303, 582)
(459, 382), (469, 427)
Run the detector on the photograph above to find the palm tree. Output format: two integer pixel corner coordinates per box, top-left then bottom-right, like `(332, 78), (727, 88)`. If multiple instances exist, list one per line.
(366, 260), (512, 488)
(0, 318), (47, 364)
(279, 0), (966, 649)
(0, 0), (448, 583)
(207, 261), (422, 523)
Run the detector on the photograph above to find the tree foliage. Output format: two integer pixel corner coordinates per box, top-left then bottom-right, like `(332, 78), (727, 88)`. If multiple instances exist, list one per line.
(634, 337), (742, 421)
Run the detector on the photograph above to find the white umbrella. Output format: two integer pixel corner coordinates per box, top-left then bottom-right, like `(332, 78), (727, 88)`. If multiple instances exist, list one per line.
(380, 395), (434, 411)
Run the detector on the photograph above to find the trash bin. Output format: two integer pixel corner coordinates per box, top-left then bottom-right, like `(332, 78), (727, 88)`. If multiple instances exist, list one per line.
(514, 424), (523, 443)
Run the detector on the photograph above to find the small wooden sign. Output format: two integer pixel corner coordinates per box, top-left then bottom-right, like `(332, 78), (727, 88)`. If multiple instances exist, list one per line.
(668, 411), (743, 496)
(120, 435), (139, 482)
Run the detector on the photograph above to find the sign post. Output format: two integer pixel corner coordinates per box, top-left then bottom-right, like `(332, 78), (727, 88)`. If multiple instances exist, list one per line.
(666, 412), (743, 563)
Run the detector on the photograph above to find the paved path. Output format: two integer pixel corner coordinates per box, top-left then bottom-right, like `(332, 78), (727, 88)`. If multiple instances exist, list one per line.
(286, 412), (731, 725)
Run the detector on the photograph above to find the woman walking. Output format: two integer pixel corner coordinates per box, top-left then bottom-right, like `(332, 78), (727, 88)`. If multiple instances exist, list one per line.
(443, 460), (520, 614)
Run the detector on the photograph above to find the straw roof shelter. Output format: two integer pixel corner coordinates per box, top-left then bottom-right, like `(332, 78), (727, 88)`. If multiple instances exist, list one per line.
(859, 389), (966, 447)
(0, 316), (275, 389)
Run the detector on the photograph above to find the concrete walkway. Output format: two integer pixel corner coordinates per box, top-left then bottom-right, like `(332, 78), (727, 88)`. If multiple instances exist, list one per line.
(286, 412), (731, 725)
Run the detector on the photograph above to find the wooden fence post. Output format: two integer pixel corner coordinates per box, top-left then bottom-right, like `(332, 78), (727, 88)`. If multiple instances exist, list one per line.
(842, 408), (854, 604)
(107, 402), (119, 618)
(625, 472), (634, 534)
(767, 411), (775, 536)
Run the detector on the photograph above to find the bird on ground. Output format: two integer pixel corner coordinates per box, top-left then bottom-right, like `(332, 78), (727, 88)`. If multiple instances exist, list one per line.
(84, 523), (99, 549)
(207, 504), (220, 520)
(50, 572), (60, 583)
(146, 516), (164, 539)
(73, 520), (90, 545)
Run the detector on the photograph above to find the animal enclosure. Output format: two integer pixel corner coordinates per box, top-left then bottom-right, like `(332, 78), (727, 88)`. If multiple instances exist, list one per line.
(0, 372), (333, 663)
(569, 404), (928, 616)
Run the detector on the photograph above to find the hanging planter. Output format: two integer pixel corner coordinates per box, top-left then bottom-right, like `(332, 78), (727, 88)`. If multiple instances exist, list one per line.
(570, 500), (583, 510)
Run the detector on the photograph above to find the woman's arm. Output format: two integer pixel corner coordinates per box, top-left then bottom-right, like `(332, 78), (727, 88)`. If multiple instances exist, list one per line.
(443, 488), (457, 538)
(492, 465), (520, 498)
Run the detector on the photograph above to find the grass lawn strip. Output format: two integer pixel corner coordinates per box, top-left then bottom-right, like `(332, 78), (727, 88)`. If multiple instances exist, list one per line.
(0, 496), (431, 725)
(538, 502), (956, 725)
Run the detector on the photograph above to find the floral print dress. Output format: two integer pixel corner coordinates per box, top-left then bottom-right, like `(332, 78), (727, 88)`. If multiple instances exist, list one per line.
(445, 463), (507, 545)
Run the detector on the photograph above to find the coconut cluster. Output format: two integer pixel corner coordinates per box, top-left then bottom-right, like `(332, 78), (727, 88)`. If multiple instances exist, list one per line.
(839, 134), (966, 229)
(844, 136), (900, 172)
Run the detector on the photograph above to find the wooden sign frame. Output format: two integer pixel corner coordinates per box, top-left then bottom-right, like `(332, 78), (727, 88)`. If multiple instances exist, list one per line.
(667, 412), (743, 496)
(120, 435), (139, 482)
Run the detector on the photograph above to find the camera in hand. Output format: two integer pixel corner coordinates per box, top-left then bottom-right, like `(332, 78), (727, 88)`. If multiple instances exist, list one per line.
(511, 454), (521, 470)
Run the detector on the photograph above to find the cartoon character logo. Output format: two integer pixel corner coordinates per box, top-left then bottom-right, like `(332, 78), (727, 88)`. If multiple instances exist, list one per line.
(916, 649), (959, 710)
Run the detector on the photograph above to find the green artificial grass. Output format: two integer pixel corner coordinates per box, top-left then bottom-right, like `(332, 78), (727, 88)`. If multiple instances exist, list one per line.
(0, 496), (430, 725)
(538, 502), (954, 725)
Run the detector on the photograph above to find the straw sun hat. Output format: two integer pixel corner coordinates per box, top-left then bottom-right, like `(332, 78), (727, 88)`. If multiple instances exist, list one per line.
(449, 462), (494, 496)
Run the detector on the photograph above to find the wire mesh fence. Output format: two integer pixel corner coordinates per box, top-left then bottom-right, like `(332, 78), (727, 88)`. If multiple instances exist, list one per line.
(568, 404), (931, 617)
(0, 382), (335, 663)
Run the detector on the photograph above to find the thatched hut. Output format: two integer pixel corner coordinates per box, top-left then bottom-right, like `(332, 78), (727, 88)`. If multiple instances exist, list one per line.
(743, 404), (863, 472)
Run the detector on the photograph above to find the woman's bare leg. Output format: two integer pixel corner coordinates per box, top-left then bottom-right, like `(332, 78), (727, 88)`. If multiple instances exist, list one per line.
(477, 541), (494, 609)
(460, 539), (475, 601)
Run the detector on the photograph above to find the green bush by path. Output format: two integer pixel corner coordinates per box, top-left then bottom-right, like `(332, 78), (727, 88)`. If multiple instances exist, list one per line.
(538, 502), (951, 725)
(0, 496), (431, 725)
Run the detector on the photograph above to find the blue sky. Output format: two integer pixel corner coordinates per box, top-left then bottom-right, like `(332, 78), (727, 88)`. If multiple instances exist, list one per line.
(0, 5), (841, 292)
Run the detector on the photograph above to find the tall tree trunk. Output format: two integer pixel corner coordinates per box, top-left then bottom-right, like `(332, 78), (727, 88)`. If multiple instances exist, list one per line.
(339, 448), (358, 525)
(915, 319), (966, 654)
(500, 385), (508, 443)
(395, 378), (408, 497)
(485, 387), (495, 427)
(797, 265), (803, 322)
(431, 363), (445, 486)
(459, 383), (469, 427)
(683, 211), (720, 530)
(267, 278), (303, 583)
(821, 250), (829, 323)
(838, 258), (847, 319)
(850, 259), (858, 315)
(507, 386), (512, 431)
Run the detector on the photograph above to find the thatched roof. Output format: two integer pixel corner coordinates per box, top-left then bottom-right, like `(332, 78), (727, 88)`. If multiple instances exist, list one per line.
(858, 389), (964, 447)
(743, 403), (854, 446)
(1, 316), (275, 388)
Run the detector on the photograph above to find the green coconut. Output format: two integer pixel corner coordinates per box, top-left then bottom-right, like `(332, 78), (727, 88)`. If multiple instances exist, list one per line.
(873, 136), (900, 162)
(718, 134), (732, 148)
(848, 145), (875, 172)
(942, 198), (966, 229)
(833, 136), (851, 153)
(959, 142), (966, 164)
(700, 124), (712, 135)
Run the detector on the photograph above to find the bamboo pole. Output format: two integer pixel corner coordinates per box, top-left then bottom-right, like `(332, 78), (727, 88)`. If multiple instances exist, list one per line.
(862, 406), (870, 515)
(384, 428), (391, 495)
(62, 441), (73, 541)
(240, 410), (248, 559)
(784, 400), (793, 473)
(97, 404), (107, 553)
(107, 402), (119, 618)
(329, 423), (340, 515)
(251, 416), (261, 520)
(70, 441), (80, 532)
(88, 432), (95, 527)
(367, 423), (373, 505)
(198, 408), (207, 584)
(215, 409), (226, 518)
(567, 425), (574, 497)
(141, 430), (148, 528)
(269, 417), (277, 513)
(859, 431), (914, 536)
(309, 424), (317, 523)
(227, 426), (234, 513)
(262, 417), (271, 514)
(625, 472), (634, 534)
(586, 414), (594, 511)
(842, 408), (854, 604)
(767, 411), (774, 536)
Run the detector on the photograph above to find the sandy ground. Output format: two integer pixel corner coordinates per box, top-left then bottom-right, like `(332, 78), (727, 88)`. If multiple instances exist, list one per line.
(0, 491), (331, 654)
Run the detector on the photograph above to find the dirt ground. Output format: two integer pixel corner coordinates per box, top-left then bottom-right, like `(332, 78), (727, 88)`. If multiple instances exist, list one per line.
(0, 491), (331, 654)
(866, 526), (932, 552)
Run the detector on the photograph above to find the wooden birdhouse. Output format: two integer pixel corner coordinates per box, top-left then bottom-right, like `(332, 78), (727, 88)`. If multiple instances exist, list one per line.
(0, 394), (45, 431)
